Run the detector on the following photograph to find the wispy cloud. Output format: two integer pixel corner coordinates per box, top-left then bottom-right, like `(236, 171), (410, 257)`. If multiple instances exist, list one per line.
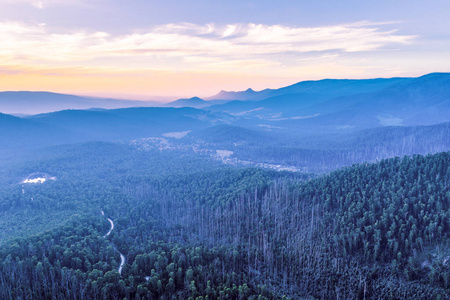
(32, 1), (44, 9)
(0, 21), (414, 66)
(0, 0), (89, 8)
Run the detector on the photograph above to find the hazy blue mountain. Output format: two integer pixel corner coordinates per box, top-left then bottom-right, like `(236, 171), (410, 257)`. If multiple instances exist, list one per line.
(0, 91), (161, 115)
(273, 76), (411, 98)
(206, 88), (275, 101)
(223, 121), (450, 173)
(1, 73), (448, 169)
(165, 97), (210, 108)
(166, 97), (231, 108)
(206, 76), (411, 101)
(0, 113), (77, 160)
(27, 107), (233, 141)
(207, 73), (450, 132)
(350, 121), (450, 154)
(0, 106), (236, 163)
(0, 113), (69, 141)
(206, 93), (330, 118)
(189, 124), (271, 146)
(290, 72), (450, 129)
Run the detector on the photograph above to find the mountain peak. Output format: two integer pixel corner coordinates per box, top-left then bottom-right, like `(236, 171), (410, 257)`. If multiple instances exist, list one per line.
(206, 87), (273, 101)
(188, 96), (203, 101)
(165, 96), (208, 108)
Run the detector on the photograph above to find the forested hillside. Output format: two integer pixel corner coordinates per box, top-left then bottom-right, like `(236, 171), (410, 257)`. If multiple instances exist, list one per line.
(188, 122), (450, 173)
(0, 148), (448, 299)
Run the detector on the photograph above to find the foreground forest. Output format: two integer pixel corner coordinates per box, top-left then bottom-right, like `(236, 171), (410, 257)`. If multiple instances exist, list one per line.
(0, 140), (448, 299)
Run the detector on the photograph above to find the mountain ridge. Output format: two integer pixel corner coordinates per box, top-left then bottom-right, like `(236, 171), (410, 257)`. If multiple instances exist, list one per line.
(0, 91), (162, 115)
(205, 74), (423, 101)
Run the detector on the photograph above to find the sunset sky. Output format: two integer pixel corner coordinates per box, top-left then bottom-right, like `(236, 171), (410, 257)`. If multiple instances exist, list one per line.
(0, 0), (449, 100)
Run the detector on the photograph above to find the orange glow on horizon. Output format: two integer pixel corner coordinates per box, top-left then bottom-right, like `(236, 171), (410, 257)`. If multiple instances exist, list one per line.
(0, 68), (303, 100)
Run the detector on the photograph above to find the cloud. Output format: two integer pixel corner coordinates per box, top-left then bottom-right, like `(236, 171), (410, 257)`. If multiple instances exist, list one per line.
(0, 21), (414, 61)
(0, 21), (416, 81)
(0, 0), (97, 10)
(32, 1), (44, 9)
(0, 0), (84, 5)
(222, 25), (239, 38)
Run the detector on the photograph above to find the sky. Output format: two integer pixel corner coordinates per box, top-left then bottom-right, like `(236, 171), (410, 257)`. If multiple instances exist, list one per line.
(0, 0), (449, 100)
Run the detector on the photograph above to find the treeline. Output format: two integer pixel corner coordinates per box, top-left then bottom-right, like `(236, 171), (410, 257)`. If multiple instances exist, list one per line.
(0, 214), (276, 299)
(0, 142), (225, 243)
(0, 143), (285, 299)
(0, 143), (449, 299)
(202, 122), (450, 173)
(133, 152), (450, 299)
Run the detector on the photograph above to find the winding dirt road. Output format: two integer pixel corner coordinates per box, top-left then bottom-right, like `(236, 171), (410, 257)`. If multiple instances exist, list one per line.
(101, 211), (125, 275)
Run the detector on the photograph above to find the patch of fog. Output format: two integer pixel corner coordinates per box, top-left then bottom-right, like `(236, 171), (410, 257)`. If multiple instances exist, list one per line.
(216, 154), (304, 172)
(377, 114), (403, 126)
(269, 113), (320, 121)
(258, 124), (283, 131)
(258, 124), (283, 130)
(253, 112), (282, 120)
(290, 113), (320, 120)
(255, 162), (302, 172)
(162, 130), (190, 139)
(22, 173), (56, 184)
(335, 125), (355, 130)
(216, 150), (233, 158)
(230, 107), (264, 116)
(23, 177), (47, 184)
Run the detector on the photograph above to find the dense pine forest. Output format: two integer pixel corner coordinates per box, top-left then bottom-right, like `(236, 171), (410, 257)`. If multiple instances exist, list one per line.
(0, 140), (448, 299)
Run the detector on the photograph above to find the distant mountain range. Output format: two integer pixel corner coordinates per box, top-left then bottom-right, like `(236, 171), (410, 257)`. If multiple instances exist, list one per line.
(205, 72), (450, 131)
(0, 106), (233, 150)
(0, 72), (449, 168)
(205, 88), (273, 101)
(165, 97), (229, 108)
(166, 73), (450, 131)
(0, 91), (162, 115)
(205, 77), (410, 101)
(2, 73), (448, 124)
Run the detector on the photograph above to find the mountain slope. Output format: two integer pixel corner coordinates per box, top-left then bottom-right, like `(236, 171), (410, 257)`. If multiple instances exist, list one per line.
(0, 91), (161, 115)
(27, 107), (233, 141)
(296, 72), (450, 128)
(205, 88), (274, 101)
(220, 73), (450, 131)
(206, 76), (411, 101)
(222, 122), (450, 173)
(165, 97), (210, 108)
(206, 92), (330, 118)
(189, 124), (271, 146)
(0, 113), (76, 158)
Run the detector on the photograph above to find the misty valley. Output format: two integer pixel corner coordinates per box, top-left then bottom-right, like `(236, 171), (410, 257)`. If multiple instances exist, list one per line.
(0, 73), (449, 299)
